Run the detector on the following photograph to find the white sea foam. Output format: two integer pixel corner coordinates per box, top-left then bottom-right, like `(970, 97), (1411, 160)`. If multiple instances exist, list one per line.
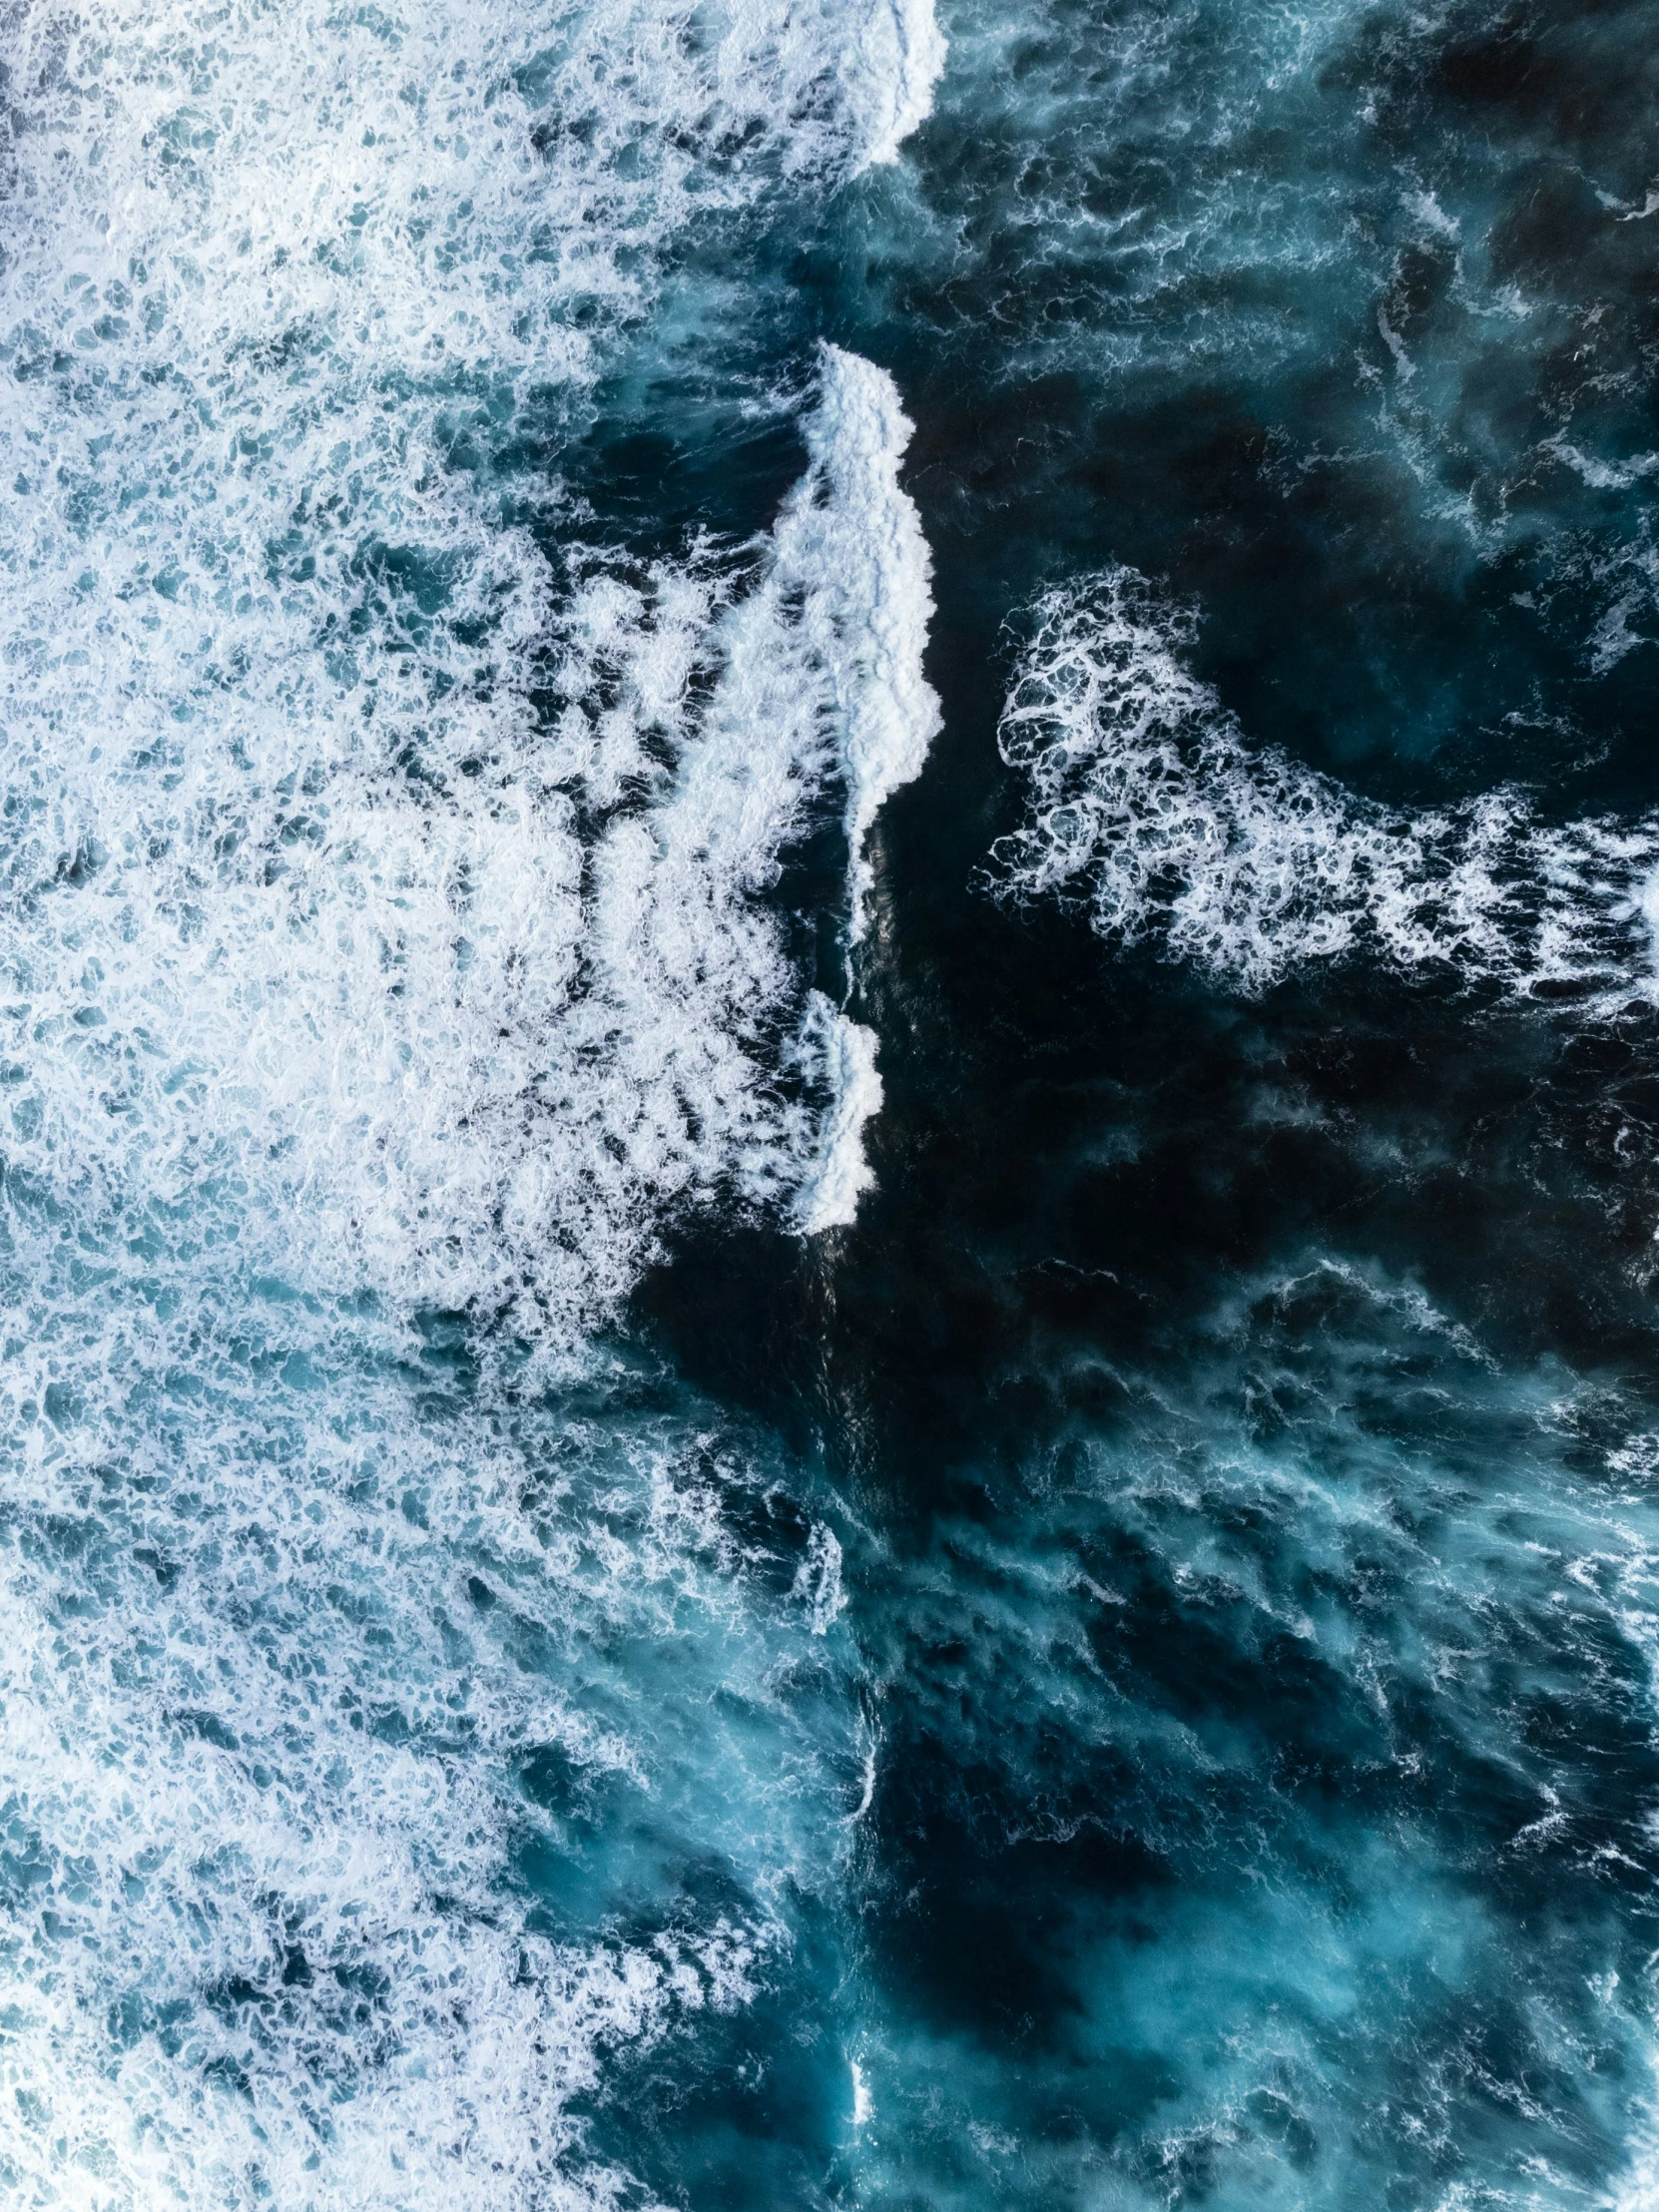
(775, 344), (943, 943)
(763, 344), (941, 1238)
(0, 0), (938, 394)
(0, 1271), (857, 2208)
(673, 342), (938, 1238)
(840, 0), (948, 170)
(795, 992), (884, 1233)
(0, 0), (936, 2196)
(0, 10), (941, 1358)
(794, 1517), (850, 1631)
(990, 567), (1659, 1009)
(851, 2055), (874, 2125)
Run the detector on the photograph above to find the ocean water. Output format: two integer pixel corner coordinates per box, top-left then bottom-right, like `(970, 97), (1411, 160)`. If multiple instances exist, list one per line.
(3, 0), (1659, 2205)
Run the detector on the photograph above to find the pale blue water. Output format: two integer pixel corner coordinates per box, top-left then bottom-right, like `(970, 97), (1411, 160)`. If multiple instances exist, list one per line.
(4, 0), (1659, 2205)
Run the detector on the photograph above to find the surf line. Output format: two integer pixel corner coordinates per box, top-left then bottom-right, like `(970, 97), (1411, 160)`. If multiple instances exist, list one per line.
(784, 346), (942, 1235)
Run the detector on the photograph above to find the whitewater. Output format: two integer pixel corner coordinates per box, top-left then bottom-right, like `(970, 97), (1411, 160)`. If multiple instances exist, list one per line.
(0, 0), (939, 2203)
(990, 567), (1659, 1010)
(11, 0), (1659, 2205)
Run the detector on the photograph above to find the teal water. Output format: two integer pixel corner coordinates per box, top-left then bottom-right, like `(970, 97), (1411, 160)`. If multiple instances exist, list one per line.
(4, 0), (1659, 2205)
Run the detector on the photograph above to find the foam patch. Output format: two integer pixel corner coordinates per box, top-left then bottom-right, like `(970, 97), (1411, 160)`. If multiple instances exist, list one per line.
(990, 567), (1659, 1009)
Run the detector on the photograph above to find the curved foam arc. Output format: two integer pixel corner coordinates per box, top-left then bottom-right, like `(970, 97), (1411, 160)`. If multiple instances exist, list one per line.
(989, 567), (1659, 1009)
(785, 345), (944, 946)
(768, 347), (941, 1236)
(590, 341), (939, 1245)
(648, 342), (939, 1241)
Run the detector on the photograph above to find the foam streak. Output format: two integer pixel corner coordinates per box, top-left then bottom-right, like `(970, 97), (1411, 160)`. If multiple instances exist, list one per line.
(990, 568), (1659, 1009)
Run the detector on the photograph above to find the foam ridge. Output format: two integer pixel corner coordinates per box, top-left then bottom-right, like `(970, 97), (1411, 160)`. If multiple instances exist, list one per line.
(794, 991), (883, 1234)
(0, 0), (944, 2196)
(789, 344), (943, 945)
(0, 54), (941, 1358)
(774, 345), (940, 1236)
(989, 568), (1659, 1010)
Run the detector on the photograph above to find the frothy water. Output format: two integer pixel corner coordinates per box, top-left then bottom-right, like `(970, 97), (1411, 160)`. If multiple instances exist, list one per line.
(11, 0), (1659, 2202)
(844, 1258), (1659, 2210)
(991, 568), (1659, 1008)
(0, 308), (937, 1361)
(0, 0), (940, 2200)
(0, 1332), (864, 2208)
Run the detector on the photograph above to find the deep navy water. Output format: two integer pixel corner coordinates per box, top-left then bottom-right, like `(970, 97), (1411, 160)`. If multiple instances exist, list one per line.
(4, 0), (1659, 2205)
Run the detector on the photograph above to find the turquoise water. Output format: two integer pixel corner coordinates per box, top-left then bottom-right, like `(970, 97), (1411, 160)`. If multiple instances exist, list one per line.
(4, 0), (1659, 2203)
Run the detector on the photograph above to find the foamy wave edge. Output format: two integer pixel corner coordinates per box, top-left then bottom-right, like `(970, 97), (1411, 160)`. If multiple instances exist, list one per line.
(787, 344), (941, 1234)
(0, 341), (939, 1365)
(0, 0), (946, 1364)
(0, 0), (944, 2197)
(988, 566), (1659, 1011)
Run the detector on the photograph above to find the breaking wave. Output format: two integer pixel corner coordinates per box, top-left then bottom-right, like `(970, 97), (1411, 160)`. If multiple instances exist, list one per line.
(990, 568), (1659, 1007)
(0, 277), (937, 1363)
(0, 0), (940, 2201)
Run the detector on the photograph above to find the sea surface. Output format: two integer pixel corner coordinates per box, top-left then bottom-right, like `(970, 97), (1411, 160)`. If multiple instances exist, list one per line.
(3, 0), (1659, 2204)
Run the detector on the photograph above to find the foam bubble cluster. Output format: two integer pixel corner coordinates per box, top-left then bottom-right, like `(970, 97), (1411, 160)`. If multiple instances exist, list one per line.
(0, 0), (943, 1364)
(990, 568), (1659, 1007)
(0, 1254), (862, 2206)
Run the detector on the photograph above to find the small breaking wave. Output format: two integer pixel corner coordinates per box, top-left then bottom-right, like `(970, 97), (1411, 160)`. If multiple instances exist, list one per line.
(988, 567), (1659, 1007)
(795, 992), (884, 1233)
(782, 345), (943, 945)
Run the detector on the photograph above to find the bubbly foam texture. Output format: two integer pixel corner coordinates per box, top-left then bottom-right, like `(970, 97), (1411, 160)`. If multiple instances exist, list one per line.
(991, 569), (1659, 1007)
(0, 1263), (859, 2207)
(679, 343), (938, 1232)
(790, 347), (942, 942)
(0, 0), (942, 1357)
(837, 0), (946, 170)
(2, 0), (938, 371)
(0, 3), (939, 2197)
(794, 992), (882, 1233)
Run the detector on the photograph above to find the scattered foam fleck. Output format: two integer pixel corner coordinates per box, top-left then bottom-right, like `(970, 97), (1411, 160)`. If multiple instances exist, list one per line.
(0, 1288), (860, 2208)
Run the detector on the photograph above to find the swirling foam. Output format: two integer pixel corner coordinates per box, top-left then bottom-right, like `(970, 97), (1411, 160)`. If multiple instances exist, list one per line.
(0, 1255), (863, 2207)
(0, 0), (941, 2197)
(0, 3), (943, 1355)
(989, 568), (1659, 1006)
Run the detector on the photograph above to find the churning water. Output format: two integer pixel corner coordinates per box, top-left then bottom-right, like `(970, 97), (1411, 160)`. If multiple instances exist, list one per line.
(4, 0), (1659, 2204)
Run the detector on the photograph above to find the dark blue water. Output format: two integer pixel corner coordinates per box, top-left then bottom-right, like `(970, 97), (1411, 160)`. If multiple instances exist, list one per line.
(4, 0), (1659, 2204)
